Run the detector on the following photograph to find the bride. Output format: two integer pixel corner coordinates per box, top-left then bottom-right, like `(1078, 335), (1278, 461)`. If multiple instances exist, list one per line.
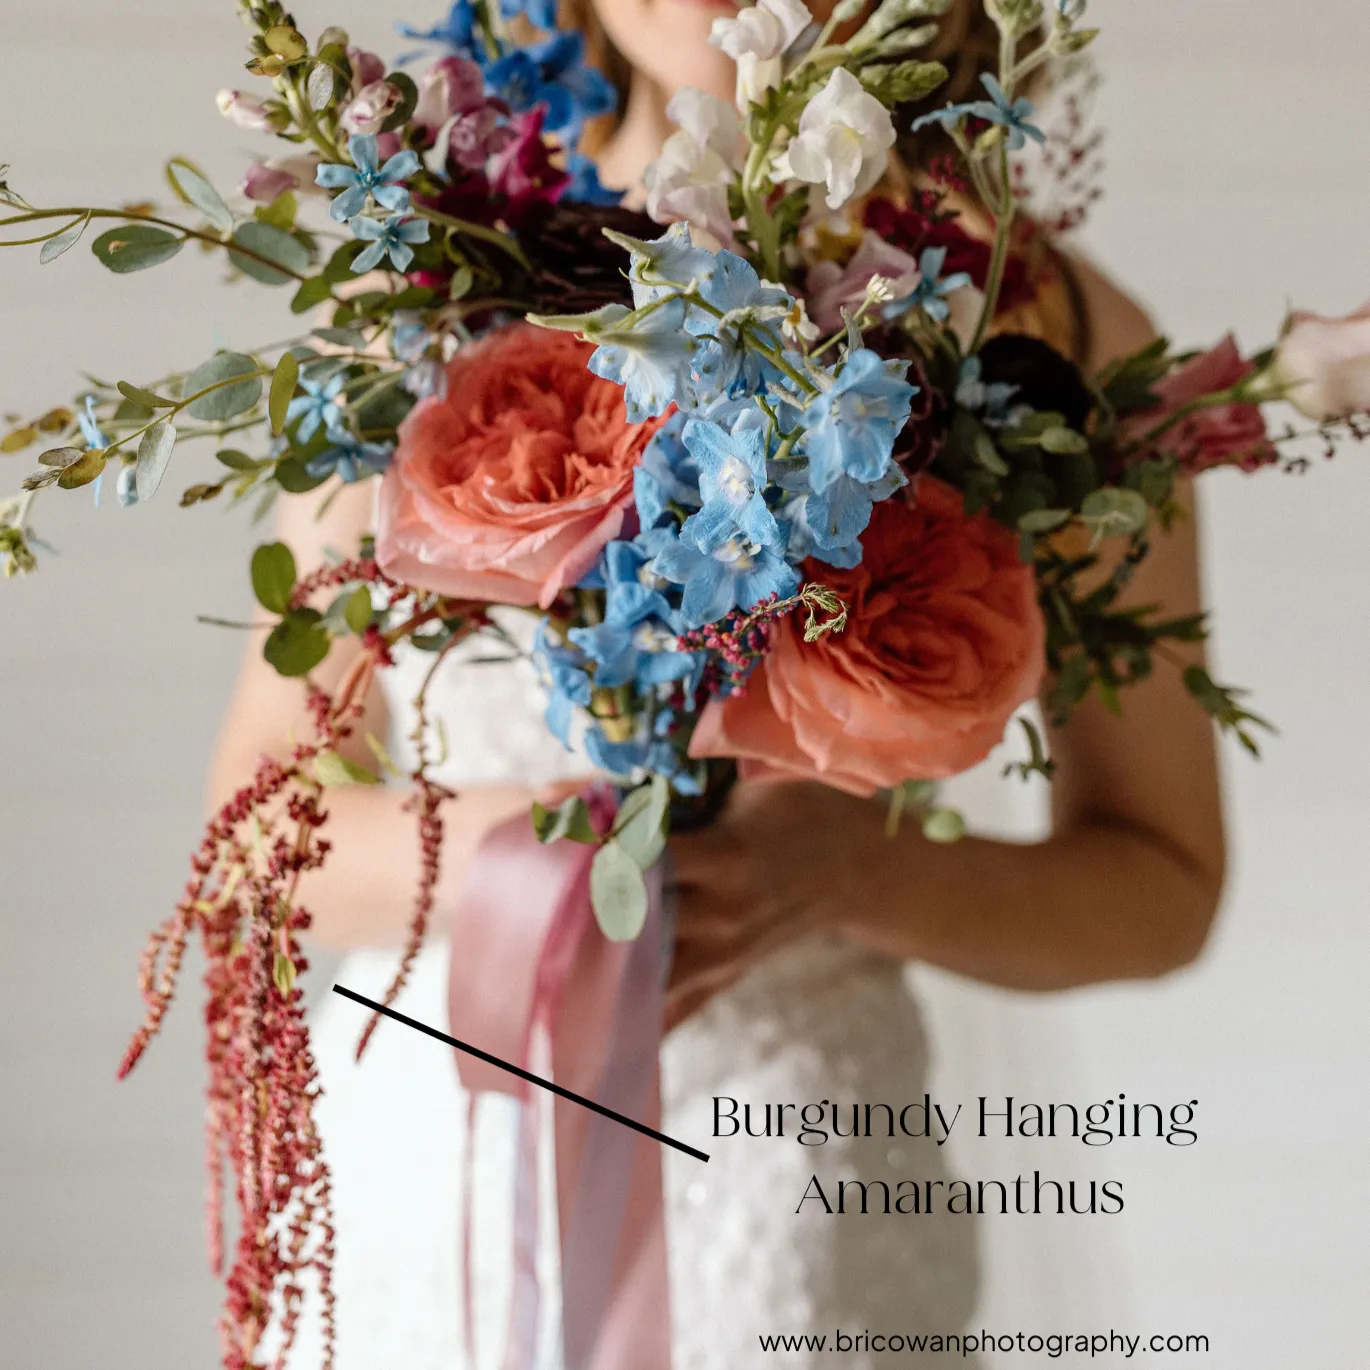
(211, 0), (1226, 1364)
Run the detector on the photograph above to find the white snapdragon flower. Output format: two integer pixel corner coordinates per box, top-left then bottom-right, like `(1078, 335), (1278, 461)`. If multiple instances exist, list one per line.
(709, 0), (813, 109)
(643, 89), (743, 245)
(772, 68), (896, 211)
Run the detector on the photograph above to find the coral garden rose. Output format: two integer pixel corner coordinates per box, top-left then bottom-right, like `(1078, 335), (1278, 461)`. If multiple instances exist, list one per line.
(1274, 300), (1370, 421)
(376, 323), (663, 607)
(1126, 335), (1273, 473)
(690, 477), (1045, 794)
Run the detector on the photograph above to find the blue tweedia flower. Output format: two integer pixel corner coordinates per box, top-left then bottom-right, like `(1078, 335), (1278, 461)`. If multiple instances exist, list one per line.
(678, 420), (783, 556)
(586, 298), (695, 422)
(563, 151), (622, 206)
(304, 428), (393, 483)
(607, 222), (723, 308)
(650, 528), (800, 630)
(485, 32), (616, 135)
(77, 396), (109, 450)
(316, 135), (421, 224)
(883, 247), (972, 324)
(955, 355), (1020, 425)
(533, 618), (594, 746)
(350, 214), (431, 273)
(286, 372), (345, 443)
(634, 412), (702, 530)
(115, 463), (139, 509)
(911, 74), (1046, 151)
(800, 349), (916, 493)
(396, 3), (478, 58)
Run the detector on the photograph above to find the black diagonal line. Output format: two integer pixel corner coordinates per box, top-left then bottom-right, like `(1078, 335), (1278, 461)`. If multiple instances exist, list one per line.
(332, 984), (710, 1163)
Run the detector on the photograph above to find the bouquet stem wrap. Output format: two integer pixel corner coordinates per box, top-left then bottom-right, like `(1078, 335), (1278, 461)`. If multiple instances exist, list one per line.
(447, 805), (674, 1370)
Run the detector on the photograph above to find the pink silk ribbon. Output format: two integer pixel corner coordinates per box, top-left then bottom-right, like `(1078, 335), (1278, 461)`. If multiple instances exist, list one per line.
(447, 808), (674, 1370)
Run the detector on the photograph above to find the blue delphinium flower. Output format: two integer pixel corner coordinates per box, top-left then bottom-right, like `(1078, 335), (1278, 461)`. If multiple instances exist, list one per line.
(585, 298), (695, 422)
(316, 135), (421, 224)
(608, 222), (722, 308)
(350, 214), (431, 272)
(911, 74), (1046, 151)
(883, 247), (972, 324)
(778, 465), (906, 567)
(686, 250), (793, 399)
(800, 349), (916, 492)
(533, 619), (594, 745)
(77, 396), (109, 451)
(563, 151), (622, 206)
(485, 32), (615, 135)
(499, 0), (558, 27)
(634, 411), (702, 530)
(650, 528), (800, 629)
(955, 355), (1020, 426)
(396, 2), (478, 59)
(678, 419), (782, 556)
(286, 372), (345, 443)
(305, 429), (393, 482)
(584, 725), (682, 782)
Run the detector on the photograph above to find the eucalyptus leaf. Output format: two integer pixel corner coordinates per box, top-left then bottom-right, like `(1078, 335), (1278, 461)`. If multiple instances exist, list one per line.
(612, 775), (669, 870)
(91, 223), (184, 274)
(589, 840), (649, 941)
(1038, 425), (1090, 456)
(185, 353), (262, 422)
(215, 449), (261, 471)
(263, 607), (330, 677)
(37, 446), (82, 468)
(117, 380), (175, 408)
(39, 211), (90, 264)
(135, 420), (177, 502)
(291, 275), (333, 314)
(168, 160), (234, 234)
(274, 455), (328, 493)
(56, 449), (106, 489)
(379, 71), (419, 133)
(343, 584), (373, 634)
(312, 326), (368, 350)
(229, 221), (310, 285)
(1080, 487), (1149, 538)
(531, 795), (598, 845)
(306, 61), (338, 110)
(251, 540), (297, 615)
(313, 750), (380, 786)
(1017, 507), (1071, 534)
(268, 352), (299, 436)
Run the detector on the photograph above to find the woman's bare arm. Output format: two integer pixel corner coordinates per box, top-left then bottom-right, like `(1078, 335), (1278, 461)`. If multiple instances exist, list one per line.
(666, 260), (1225, 1015)
(208, 481), (542, 949)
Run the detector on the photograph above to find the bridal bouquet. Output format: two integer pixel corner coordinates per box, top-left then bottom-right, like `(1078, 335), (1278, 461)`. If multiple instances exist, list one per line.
(3, 0), (1366, 1362)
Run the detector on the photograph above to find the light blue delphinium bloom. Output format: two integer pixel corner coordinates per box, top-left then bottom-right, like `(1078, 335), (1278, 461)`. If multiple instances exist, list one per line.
(911, 74), (1046, 151)
(650, 529), (800, 630)
(286, 372), (345, 443)
(396, 2), (478, 59)
(607, 222), (722, 308)
(350, 214), (431, 272)
(584, 298), (695, 422)
(955, 355), (1020, 426)
(687, 250), (793, 399)
(498, 0), (558, 29)
(485, 32), (616, 135)
(883, 247), (972, 324)
(678, 419), (783, 556)
(634, 411), (702, 529)
(305, 429), (393, 482)
(316, 134), (421, 224)
(584, 725), (681, 782)
(800, 349), (916, 492)
(533, 618), (595, 746)
(778, 464), (906, 566)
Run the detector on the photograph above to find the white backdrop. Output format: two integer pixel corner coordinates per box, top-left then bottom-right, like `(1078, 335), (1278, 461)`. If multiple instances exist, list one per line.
(2, 3), (1367, 1367)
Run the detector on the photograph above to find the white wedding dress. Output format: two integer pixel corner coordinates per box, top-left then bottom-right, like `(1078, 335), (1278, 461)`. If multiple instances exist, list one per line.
(288, 618), (1123, 1370)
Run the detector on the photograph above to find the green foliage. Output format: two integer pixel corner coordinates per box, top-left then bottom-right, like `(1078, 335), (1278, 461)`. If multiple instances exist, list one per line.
(38, 211), (90, 264)
(268, 352), (299, 436)
(167, 160), (233, 235)
(251, 540), (296, 614)
(117, 380), (175, 409)
(531, 795), (598, 845)
(185, 353), (262, 422)
(91, 223), (183, 274)
(229, 221), (309, 285)
(1183, 666), (1274, 756)
(380, 72), (419, 134)
(612, 775), (669, 869)
(313, 750), (380, 785)
(55, 448), (105, 489)
(134, 421), (176, 502)
(589, 840), (649, 941)
(1002, 716), (1056, 783)
(263, 607), (329, 677)
(921, 806), (965, 843)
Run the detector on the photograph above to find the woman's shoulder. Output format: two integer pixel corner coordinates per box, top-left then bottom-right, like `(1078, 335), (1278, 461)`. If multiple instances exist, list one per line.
(1062, 251), (1159, 370)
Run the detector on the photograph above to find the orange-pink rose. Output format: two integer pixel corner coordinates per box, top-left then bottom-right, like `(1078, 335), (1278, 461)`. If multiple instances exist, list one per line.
(376, 323), (664, 608)
(690, 478), (1045, 795)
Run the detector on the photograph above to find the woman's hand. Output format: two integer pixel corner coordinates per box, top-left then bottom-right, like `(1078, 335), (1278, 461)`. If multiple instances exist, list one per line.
(665, 778), (877, 1029)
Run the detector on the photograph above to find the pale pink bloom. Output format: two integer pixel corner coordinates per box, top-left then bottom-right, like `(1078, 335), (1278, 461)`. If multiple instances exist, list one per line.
(347, 47), (386, 95)
(1275, 301), (1370, 420)
(216, 89), (276, 133)
(806, 231), (920, 330)
(240, 154), (323, 203)
(643, 89), (742, 246)
(340, 80), (401, 136)
(415, 55), (486, 130)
